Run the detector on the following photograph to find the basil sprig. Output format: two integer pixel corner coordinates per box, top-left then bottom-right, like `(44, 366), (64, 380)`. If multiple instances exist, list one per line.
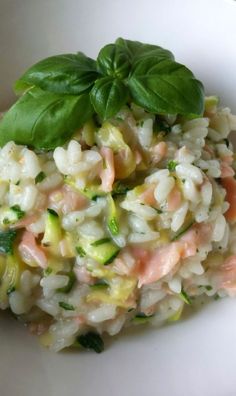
(0, 38), (204, 149)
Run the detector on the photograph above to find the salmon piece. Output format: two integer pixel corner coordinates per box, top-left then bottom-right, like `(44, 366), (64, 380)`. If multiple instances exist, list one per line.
(150, 142), (167, 163)
(74, 315), (86, 325)
(220, 162), (235, 178)
(180, 223), (212, 258)
(140, 184), (156, 206)
(137, 223), (212, 286)
(12, 213), (40, 229)
(214, 255), (236, 296)
(99, 147), (115, 192)
(221, 177), (236, 222)
(179, 229), (198, 258)
(114, 148), (136, 179)
(138, 243), (182, 287)
(221, 155), (233, 165)
(18, 231), (48, 268)
(131, 246), (150, 264)
(130, 246), (150, 277)
(134, 150), (143, 165)
(49, 185), (88, 215)
(204, 144), (214, 157)
(167, 186), (182, 211)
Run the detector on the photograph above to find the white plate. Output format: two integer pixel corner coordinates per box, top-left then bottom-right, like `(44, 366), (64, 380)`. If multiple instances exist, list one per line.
(1, 1), (236, 395)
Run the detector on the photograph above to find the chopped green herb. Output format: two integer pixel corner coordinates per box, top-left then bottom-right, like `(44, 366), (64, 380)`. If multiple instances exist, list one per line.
(128, 308), (135, 312)
(182, 179), (186, 183)
(76, 332), (104, 353)
(90, 280), (109, 290)
(15, 180), (20, 186)
(76, 246), (86, 257)
(57, 271), (76, 293)
(59, 301), (75, 311)
(91, 238), (111, 247)
(198, 285), (212, 291)
(44, 267), (53, 276)
(167, 160), (178, 172)
(0, 230), (17, 255)
(171, 221), (195, 241)
(35, 171), (46, 184)
(133, 312), (154, 324)
(7, 286), (16, 295)
(47, 208), (58, 217)
(179, 289), (192, 305)
(214, 294), (220, 301)
(152, 207), (163, 214)
(11, 205), (25, 220)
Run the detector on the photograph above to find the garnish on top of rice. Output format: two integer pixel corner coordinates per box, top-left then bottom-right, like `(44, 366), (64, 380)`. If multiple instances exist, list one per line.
(0, 39), (236, 352)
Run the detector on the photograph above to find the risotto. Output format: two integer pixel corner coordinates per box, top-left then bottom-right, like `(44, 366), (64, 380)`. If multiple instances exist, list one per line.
(1, 39), (236, 353)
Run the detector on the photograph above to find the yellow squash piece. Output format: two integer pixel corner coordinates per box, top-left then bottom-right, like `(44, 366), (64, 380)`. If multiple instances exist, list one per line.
(0, 252), (25, 307)
(87, 276), (137, 308)
(96, 122), (136, 179)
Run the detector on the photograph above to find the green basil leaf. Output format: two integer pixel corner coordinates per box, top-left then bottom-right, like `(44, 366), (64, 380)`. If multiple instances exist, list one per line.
(14, 80), (33, 95)
(115, 38), (174, 64)
(0, 87), (93, 150)
(128, 57), (204, 116)
(90, 77), (128, 120)
(15, 52), (100, 95)
(97, 43), (130, 79)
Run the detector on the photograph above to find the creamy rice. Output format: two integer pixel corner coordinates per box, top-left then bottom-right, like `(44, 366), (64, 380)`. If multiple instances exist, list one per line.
(1, 98), (236, 352)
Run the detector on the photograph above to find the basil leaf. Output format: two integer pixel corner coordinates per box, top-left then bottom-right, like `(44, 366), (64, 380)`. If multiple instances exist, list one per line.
(128, 57), (204, 116)
(15, 52), (100, 95)
(14, 80), (33, 95)
(90, 77), (128, 120)
(97, 43), (130, 79)
(115, 38), (174, 64)
(0, 87), (93, 150)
